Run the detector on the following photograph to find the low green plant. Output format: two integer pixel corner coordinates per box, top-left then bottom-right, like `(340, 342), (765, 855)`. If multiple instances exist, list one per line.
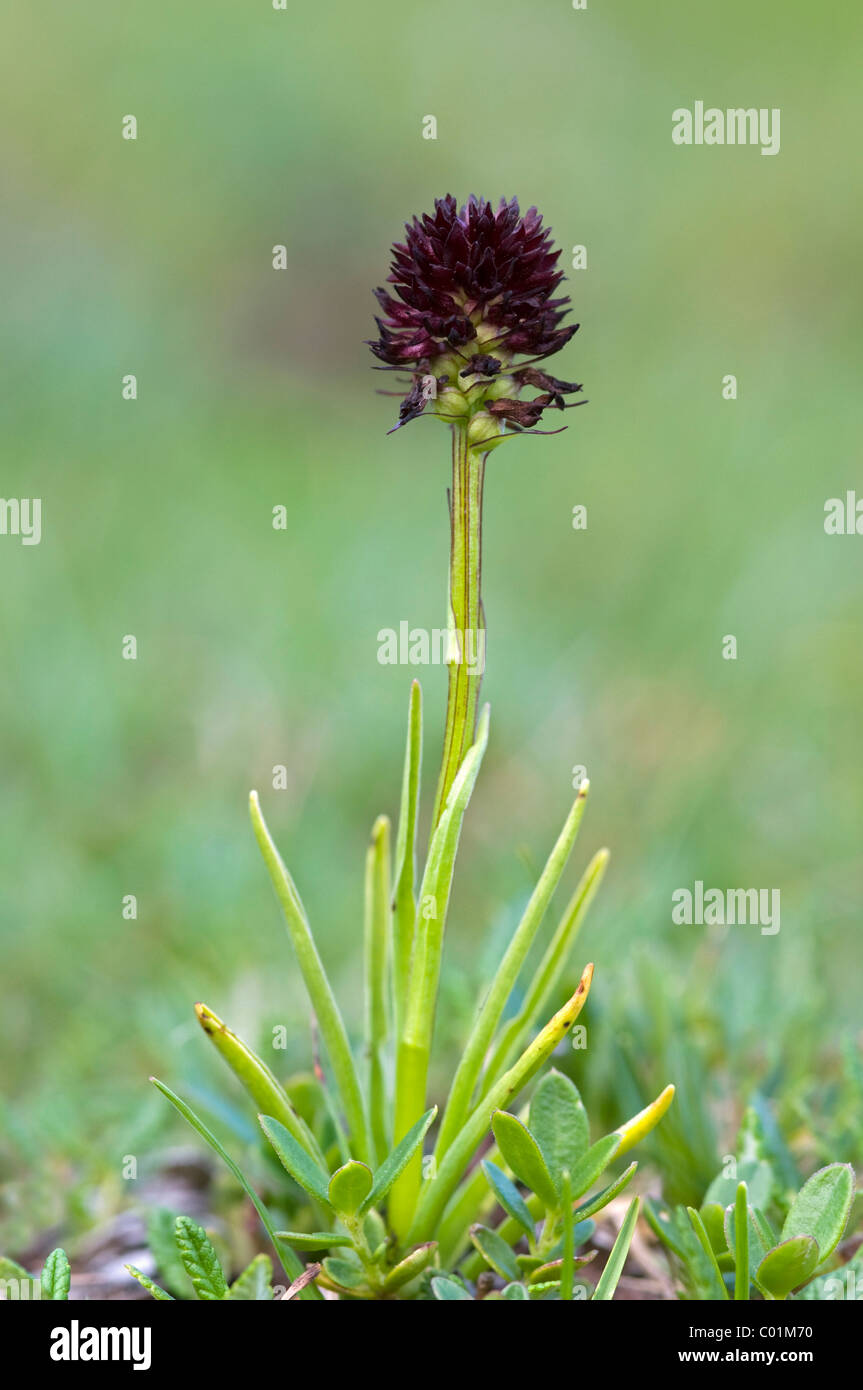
(646, 1105), (861, 1300)
(137, 687), (672, 1300)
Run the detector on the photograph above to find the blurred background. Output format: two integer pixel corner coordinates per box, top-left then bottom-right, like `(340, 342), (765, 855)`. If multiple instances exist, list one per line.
(1, 0), (861, 1249)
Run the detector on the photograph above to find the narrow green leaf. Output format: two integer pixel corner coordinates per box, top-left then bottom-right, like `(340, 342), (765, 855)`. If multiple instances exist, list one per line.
(125, 1265), (174, 1301)
(175, 1217), (228, 1300)
(643, 1198), (687, 1260)
(757, 1236), (820, 1300)
(436, 784), (591, 1157)
(482, 1159), (535, 1242)
(40, 1249), (71, 1301)
(470, 1224), (521, 1282)
(250, 790), (371, 1164)
(408, 965), (594, 1244)
(274, 1230), (352, 1250)
(228, 1253), (273, 1301)
(392, 679), (422, 1043)
(390, 708), (490, 1237)
(733, 1183), (749, 1300)
(482, 847), (609, 1090)
(573, 1162), (638, 1222)
(648, 1199), (731, 1302)
(592, 1196), (640, 1300)
(382, 1242), (437, 1293)
(150, 1078), (318, 1298)
(360, 1105), (437, 1214)
(686, 1207), (730, 1299)
(431, 1275), (473, 1301)
(328, 1160), (373, 1216)
(194, 1002), (324, 1166)
(492, 1111), (560, 1210)
(259, 1113), (332, 1206)
(364, 815), (392, 1167)
(781, 1163), (855, 1265)
(568, 1133), (621, 1201)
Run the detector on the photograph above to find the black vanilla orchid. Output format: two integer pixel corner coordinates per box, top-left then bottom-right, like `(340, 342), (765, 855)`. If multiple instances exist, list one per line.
(98, 189), (677, 1306)
(369, 194), (585, 440)
(369, 196), (586, 826)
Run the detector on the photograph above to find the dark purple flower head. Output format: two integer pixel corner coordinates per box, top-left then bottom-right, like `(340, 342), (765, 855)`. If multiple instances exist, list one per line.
(370, 194), (575, 369)
(369, 196), (585, 437)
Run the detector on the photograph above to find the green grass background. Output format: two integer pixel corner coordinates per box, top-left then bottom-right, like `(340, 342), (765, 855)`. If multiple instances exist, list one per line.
(1, 0), (861, 1240)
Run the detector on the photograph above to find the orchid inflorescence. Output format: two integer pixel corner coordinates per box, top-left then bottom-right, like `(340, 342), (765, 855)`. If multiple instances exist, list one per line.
(369, 194), (586, 443)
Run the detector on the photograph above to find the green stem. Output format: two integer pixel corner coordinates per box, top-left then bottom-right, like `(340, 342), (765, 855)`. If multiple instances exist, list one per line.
(388, 710), (490, 1241)
(392, 681), (422, 1043)
(343, 1213), (385, 1296)
(560, 1170), (574, 1300)
(431, 423), (485, 829)
(364, 815), (391, 1167)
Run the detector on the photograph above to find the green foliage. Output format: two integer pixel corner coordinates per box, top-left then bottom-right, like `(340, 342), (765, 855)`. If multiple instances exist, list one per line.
(128, 1215), (277, 1301)
(458, 1073), (670, 1298)
(228, 1254), (274, 1301)
(648, 1108), (861, 1301)
(592, 1198), (640, 1301)
(481, 1160), (535, 1241)
(469, 1225), (521, 1282)
(781, 1163), (855, 1264)
(40, 1248), (71, 1301)
(794, 1244), (863, 1301)
(175, 1216), (229, 1301)
(328, 1160), (374, 1216)
(431, 1275), (472, 1301)
(0, 1250), (71, 1301)
(126, 1266), (175, 1301)
(133, 672), (676, 1299)
(492, 1112), (560, 1211)
(149, 1080), (318, 1298)
(529, 1071), (590, 1183)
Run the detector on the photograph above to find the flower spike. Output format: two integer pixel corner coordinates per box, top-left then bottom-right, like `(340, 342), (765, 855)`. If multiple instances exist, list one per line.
(369, 195), (585, 435)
